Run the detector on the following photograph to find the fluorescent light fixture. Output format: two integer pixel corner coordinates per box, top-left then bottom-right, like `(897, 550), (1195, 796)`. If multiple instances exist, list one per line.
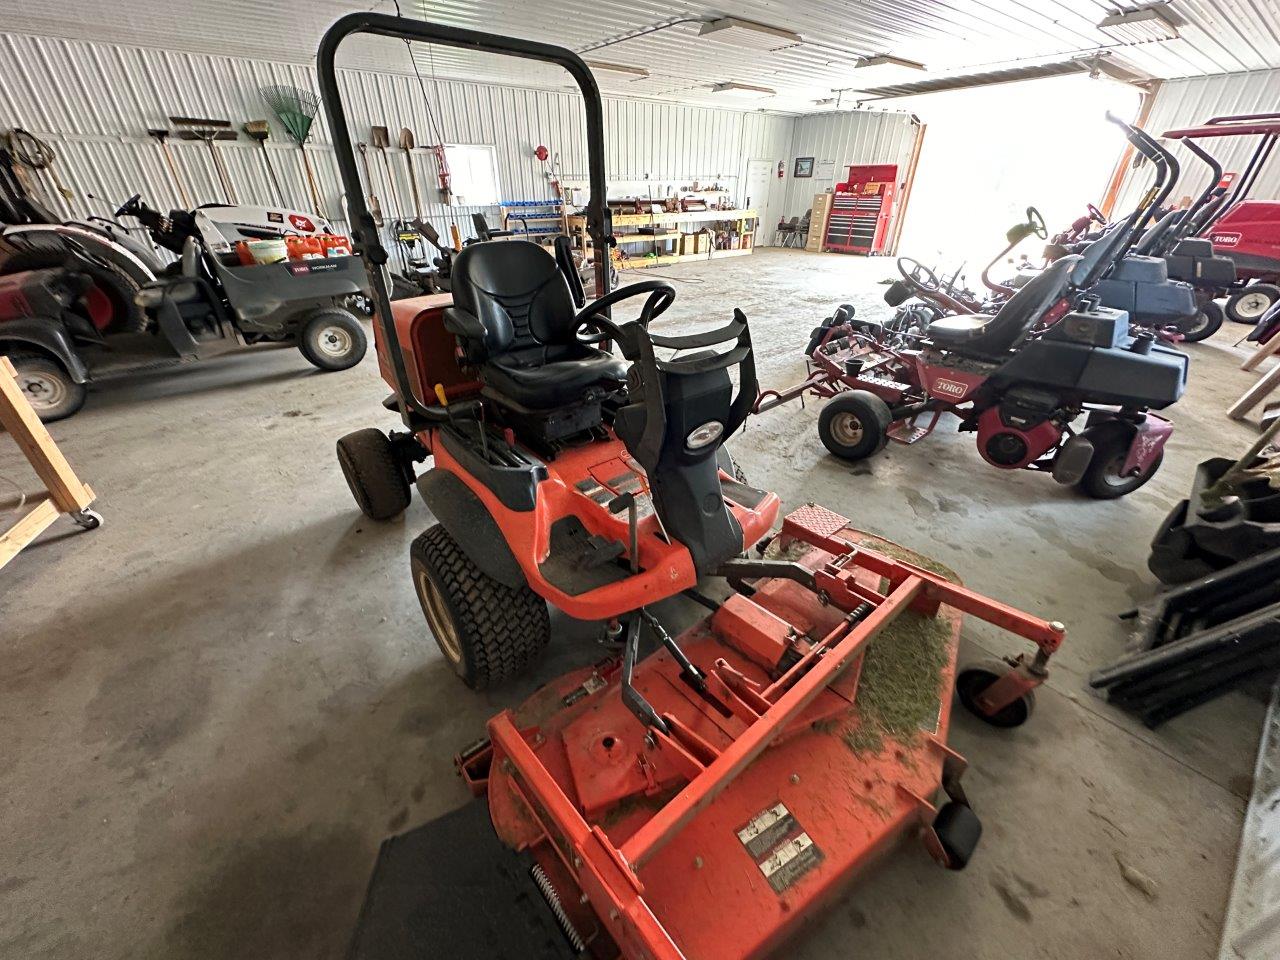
(699, 17), (801, 51)
(710, 82), (777, 99)
(855, 54), (927, 71)
(585, 60), (650, 78)
(1097, 5), (1181, 42)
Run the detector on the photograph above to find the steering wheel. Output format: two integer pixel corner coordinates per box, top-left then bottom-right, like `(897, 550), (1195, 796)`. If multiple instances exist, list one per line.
(575, 280), (676, 346)
(1087, 203), (1106, 225)
(1026, 206), (1048, 239)
(897, 257), (942, 294)
(113, 193), (142, 218)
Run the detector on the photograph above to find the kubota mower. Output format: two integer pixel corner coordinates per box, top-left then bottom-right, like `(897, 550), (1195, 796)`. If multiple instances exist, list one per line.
(322, 14), (1069, 960)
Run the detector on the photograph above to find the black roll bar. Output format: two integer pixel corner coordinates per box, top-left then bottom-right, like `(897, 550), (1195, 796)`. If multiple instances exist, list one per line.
(316, 13), (613, 426)
(1160, 138), (1223, 252)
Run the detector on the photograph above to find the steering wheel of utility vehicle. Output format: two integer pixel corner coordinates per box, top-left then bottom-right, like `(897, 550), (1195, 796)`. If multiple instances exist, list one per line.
(575, 280), (676, 345)
(1027, 206), (1048, 239)
(1087, 203), (1106, 225)
(113, 194), (142, 218)
(897, 257), (943, 294)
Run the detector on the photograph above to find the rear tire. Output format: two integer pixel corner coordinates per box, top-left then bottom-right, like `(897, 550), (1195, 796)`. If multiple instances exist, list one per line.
(1077, 424), (1161, 499)
(336, 428), (411, 521)
(298, 307), (367, 371)
(1177, 300), (1223, 342)
(1226, 284), (1280, 324)
(410, 524), (551, 690)
(817, 391), (892, 461)
(10, 353), (86, 422)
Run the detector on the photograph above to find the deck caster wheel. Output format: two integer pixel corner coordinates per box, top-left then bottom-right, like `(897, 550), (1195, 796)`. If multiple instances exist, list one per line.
(933, 801), (982, 870)
(956, 658), (1036, 728)
(71, 509), (102, 530)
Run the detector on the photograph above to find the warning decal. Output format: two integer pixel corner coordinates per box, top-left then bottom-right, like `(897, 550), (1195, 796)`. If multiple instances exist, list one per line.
(737, 803), (824, 893)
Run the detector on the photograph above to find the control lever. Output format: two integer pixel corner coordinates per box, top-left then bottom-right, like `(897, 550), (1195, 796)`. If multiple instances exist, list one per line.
(620, 615), (669, 734)
(608, 492), (640, 572)
(640, 609), (731, 718)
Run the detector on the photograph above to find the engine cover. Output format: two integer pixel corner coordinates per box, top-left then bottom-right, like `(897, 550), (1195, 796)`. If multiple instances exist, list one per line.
(976, 404), (1063, 469)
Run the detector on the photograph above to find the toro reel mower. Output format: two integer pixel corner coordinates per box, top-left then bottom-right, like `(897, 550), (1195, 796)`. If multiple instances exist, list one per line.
(759, 243), (1188, 499)
(323, 14), (1069, 960)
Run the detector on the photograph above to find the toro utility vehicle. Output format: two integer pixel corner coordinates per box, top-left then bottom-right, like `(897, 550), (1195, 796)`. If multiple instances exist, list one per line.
(324, 14), (1068, 960)
(0, 184), (368, 420)
(761, 140), (1190, 500)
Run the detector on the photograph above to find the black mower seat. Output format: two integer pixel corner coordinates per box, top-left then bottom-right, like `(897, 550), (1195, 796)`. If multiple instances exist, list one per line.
(928, 255), (1080, 354)
(444, 240), (627, 410)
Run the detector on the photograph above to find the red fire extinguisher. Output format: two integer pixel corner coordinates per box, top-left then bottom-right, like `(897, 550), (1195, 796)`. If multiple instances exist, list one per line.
(777, 161), (785, 178)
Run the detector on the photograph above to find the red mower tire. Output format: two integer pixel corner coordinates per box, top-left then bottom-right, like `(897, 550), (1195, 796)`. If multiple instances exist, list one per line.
(1226, 284), (1280, 325)
(933, 802), (982, 870)
(336, 428), (411, 521)
(955, 658), (1036, 728)
(1177, 300), (1223, 342)
(11, 353), (86, 422)
(1077, 425), (1161, 500)
(817, 391), (891, 461)
(410, 524), (551, 690)
(299, 308), (368, 371)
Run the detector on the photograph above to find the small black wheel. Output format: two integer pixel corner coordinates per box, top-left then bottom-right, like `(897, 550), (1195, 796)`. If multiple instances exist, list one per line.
(933, 802), (982, 870)
(11, 354), (86, 422)
(410, 524), (551, 690)
(1177, 300), (1223, 342)
(72, 509), (103, 530)
(817, 391), (892, 461)
(955, 658), (1035, 728)
(1077, 424), (1161, 500)
(1226, 284), (1280, 325)
(298, 307), (368, 371)
(336, 428), (411, 521)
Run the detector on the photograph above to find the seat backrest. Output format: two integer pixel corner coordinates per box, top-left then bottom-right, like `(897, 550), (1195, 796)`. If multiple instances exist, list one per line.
(970, 255), (1080, 353)
(445, 240), (577, 359)
(1070, 222), (1130, 288)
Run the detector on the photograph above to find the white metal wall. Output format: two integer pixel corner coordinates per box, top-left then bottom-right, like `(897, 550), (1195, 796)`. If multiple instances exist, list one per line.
(779, 110), (922, 219)
(0, 32), (793, 246)
(1113, 69), (1280, 218)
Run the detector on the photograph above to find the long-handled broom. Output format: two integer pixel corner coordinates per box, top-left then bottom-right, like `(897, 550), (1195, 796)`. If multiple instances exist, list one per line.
(243, 120), (285, 207)
(260, 85), (326, 217)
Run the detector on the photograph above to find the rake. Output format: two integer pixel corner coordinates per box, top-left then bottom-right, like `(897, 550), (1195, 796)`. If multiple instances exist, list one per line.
(261, 85), (326, 216)
(170, 116), (238, 204)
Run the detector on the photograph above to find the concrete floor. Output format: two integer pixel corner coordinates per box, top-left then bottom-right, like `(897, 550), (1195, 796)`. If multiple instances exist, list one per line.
(0, 248), (1268, 959)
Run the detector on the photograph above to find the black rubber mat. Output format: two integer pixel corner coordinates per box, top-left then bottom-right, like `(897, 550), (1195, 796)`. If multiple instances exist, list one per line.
(347, 799), (579, 960)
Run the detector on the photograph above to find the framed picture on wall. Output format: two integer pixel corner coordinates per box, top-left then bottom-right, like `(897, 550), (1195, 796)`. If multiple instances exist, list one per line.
(793, 157), (815, 178)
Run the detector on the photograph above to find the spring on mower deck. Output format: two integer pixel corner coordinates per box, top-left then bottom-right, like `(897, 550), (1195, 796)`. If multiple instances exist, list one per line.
(531, 863), (587, 953)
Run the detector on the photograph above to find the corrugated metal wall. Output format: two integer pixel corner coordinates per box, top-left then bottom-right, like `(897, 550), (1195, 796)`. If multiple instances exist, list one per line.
(0, 32), (793, 246)
(1113, 68), (1280, 217)
(780, 109), (922, 220)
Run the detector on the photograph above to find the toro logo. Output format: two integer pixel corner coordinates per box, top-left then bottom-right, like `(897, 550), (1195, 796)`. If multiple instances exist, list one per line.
(1210, 231), (1241, 247)
(289, 214), (316, 232)
(932, 378), (969, 398)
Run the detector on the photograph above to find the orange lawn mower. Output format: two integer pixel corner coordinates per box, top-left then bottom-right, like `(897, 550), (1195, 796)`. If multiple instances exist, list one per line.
(322, 14), (1068, 960)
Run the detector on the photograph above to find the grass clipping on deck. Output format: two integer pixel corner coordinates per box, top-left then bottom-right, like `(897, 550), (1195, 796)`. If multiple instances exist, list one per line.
(844, 538), (957, 756)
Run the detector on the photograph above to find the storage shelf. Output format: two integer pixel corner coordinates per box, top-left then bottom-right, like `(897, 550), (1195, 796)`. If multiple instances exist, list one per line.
(618, 248), (754, 269)
(570, 209), (757, 228)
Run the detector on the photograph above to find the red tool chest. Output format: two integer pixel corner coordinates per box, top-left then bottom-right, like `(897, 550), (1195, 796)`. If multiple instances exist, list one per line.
(822, 163), (898, 255)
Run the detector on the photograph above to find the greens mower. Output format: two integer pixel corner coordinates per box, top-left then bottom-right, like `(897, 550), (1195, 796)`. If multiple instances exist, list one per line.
(323, 14), (1068, 960)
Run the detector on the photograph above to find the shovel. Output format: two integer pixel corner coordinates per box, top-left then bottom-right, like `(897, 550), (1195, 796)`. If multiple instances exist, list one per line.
(399, 127), (422, 219)
(356, 143), (385, 227)
(371, 125), (403, 218)
(147, 129), (192, 208)
(243, 120), (285, 207)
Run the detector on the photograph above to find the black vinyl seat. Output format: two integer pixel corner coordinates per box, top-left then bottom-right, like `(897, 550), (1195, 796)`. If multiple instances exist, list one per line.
(928, 255), (1081, 354)
(443, 240), (627, 409)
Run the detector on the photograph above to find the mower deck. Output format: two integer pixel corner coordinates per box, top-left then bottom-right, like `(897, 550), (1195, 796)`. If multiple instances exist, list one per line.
(453, 507), (1063, 959)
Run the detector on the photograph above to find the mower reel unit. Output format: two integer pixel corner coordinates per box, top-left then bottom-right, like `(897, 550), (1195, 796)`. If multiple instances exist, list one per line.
(321, 14), (1067, 960)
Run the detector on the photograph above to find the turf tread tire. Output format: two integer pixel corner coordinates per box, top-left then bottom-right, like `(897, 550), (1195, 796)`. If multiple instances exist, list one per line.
(1077, 423), (1161, 500)
(298, 307), (368, 371)
(336, 428), (411, 521)
(817, 390), (892, 461)
(1178, 300), (1223, 342)
(411, 524), (550, 690)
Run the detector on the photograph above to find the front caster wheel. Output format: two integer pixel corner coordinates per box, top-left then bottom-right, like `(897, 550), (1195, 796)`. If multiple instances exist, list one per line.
(933, 802), (982, 870)
(71, 508), (102, 530)
(817, 390), (892, 461)
(410, 524), (551, 690)
(337, 428), (411, 521)
(956, 658), (1036, 728)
